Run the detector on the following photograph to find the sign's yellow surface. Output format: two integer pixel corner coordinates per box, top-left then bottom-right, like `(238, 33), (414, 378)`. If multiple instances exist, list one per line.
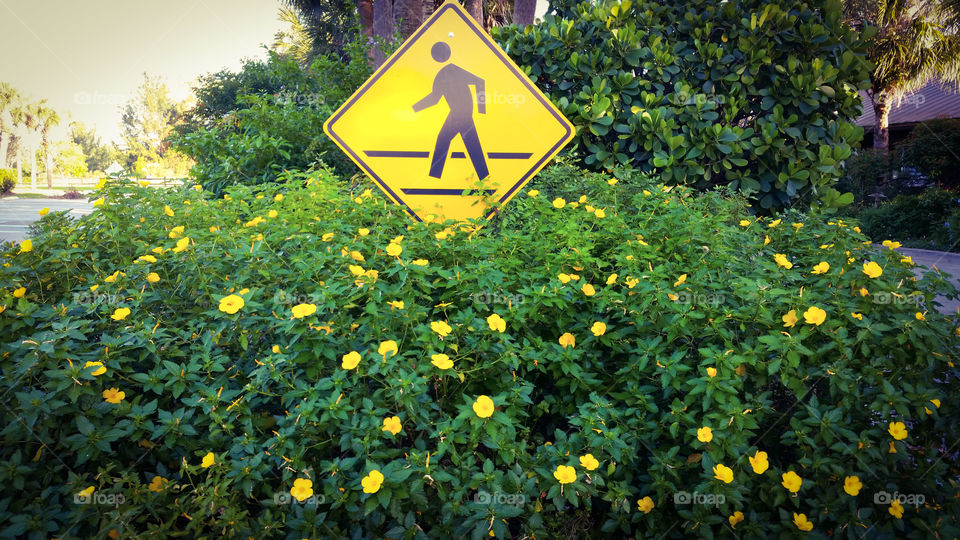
(323, 0), (574, 222)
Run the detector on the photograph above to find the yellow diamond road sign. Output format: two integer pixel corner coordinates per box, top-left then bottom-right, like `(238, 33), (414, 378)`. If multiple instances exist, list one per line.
(324, 1), (575, 222)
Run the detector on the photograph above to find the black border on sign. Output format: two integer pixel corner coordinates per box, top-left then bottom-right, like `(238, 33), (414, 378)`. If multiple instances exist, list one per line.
(324, 1), (573, 222)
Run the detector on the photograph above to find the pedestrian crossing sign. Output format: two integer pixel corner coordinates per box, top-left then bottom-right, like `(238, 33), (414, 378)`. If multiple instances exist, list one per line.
(323, 0), (575, 222)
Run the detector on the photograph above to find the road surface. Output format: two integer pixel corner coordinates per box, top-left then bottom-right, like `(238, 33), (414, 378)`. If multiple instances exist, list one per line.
(0, 198), (94, 243)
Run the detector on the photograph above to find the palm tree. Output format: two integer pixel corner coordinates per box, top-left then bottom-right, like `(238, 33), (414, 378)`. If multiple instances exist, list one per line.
(0, 83), (19, 170)
(845, 0), (960, 149)
(465, 0), (482, 24)
(37, 105), (60, 188)
(512, 0), (535, 26)
(21, 101), (42, 189)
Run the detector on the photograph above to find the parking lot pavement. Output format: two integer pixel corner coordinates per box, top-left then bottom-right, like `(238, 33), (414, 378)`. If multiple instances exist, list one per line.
(0, 198), (95, 243)
(897, 247), (960, 315)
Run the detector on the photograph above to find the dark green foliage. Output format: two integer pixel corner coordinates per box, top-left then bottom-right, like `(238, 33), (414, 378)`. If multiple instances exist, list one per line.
(493, 0), (872, 210)
(0, 168), (15, 194)
(858, 188), (960, 251)
(837, 149), (891, 207)
(898, 118), (960, 189)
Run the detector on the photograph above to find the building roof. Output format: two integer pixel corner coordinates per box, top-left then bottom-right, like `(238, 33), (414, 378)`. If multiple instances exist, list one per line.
(856, 80), (960, 130)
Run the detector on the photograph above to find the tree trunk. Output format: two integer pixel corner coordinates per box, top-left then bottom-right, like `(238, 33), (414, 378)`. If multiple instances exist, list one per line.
(465, 0), (482, 25)
(423, 0), (435, 19)
(358, 0), (375, 62)
(43, 138), (53, 188)
(30, 143), (36, 189)
(395, 0), (423, 39)
(372, 0), (393, 66)
(15, 150), (21, 184)
(513, 0), (536, 26)
(0, 132), (9, 170)
(873, 94), (890, 150)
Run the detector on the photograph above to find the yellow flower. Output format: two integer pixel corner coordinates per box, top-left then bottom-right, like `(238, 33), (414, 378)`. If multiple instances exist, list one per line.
(77, 486), (95, 498)
(625, 277), (639, 288)
(38, 207), (49, 216)
(321, 232), (334, 241)
(386, 242), (402, 257)
(739, 220), (751, 227)
(901, 255), (914, 265)
(13, 287), (26, 298)
(764, 235), (771, 246)
(218, 294), (244, 314)
(712, 464), (733, 484)
(782, 310), (798, 328)
(168, 225), (185, 238)
(773, 253), (793, 269)
(148, 476), (168, 493)
(552, 197), (566, 209)
(729, 511), (744, 528)
(473, 395), (494, 418)
(267, 209), (278, 218)
(859, 287), (869, 297)
(272, 345), (281, 354)
(18, 239), (32, 253)
(803, 306), (826, 326)
(553, 465), (576, 484)
(851, 312), (863, 320)
(673, 274), (687, 287)
(557, 273), (571, 284)
(915, 312), (926, 321)
(768, 219), (781, 228)
(487, 313), (506, 333)
(696, 426), (713, 443)
(291, 303), (317, 319)
(636, 496), (654, 514)
(93, 197), (105, 207)
(706, 367), (717, 377)
(201, 452), (215, 468)
(781, 471), (802, 493)
(930, 398), (941, 409)
(209, 226), (219, 233)
(290, 478), (313, 502)
(748, 451), (769, 474)
(793, 512), (813, 531)
(431, 320), (452, 337)
(843, 475), (862, 496)
(347, 264), (366, 277)
(163, 205), (174, 217)
(146, 272), (160, 283)
(378, 340), (398, 358)
(590, 321), (606, 336)
(136, 255), (157, 263)
(579, 454), (599, 471)
(558, 332), (576, 349)
(888, 421), (908, 440)
(361, 470), (384, 494)
(412, 259), (428, 266)
(607, 178), (618, 185)
(882, 240), (902, 249)
(594, 208), (606, 218)
(811, 262), (829, 275)
(102, 388), (125, 404)
(110, 307), (131, 321)
(84, 361), (106, 376)
(889, 499), (904, 519)
(792, 222), (804, 230)
(387, 300), (404, 310)
(356, 228), (370, 237)
(862, 261), (883, 278)
(341, 351), (361, 369)
(606, 273), (618, 285)
(172, 237), (190, 253)
(581, 283), (596, 296)
(348, 250), (365, 262)
(382, 416), (402, 435)
(527, 189), (539, 197)
(274, 193), (284, 202)
(431, 353), (453, 369)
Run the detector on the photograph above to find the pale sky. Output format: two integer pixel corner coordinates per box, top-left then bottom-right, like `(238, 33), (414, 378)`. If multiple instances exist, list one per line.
(0, 0), (549, 145)
(0, 0), (286, 144)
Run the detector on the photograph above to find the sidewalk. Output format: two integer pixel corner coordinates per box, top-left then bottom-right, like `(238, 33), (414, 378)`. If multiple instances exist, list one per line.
(897, 247), (960, 315)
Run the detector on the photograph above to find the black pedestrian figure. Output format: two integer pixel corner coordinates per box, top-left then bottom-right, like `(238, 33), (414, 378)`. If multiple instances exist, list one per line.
(412, 41), (489, 180)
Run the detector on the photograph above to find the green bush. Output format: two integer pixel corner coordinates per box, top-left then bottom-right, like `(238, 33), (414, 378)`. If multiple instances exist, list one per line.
(858, 188), (960, 252)
(1, 166), (958, 538)
(0, 168), (15, 194)
(898, 118), (960, 189)
(174, 37), (381, 193)
(836, 149), (891, 208)
(493, 0), (873, 210)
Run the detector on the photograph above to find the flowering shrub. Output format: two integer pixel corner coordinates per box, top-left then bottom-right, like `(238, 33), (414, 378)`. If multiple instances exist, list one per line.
(1, 165), (958, 538)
